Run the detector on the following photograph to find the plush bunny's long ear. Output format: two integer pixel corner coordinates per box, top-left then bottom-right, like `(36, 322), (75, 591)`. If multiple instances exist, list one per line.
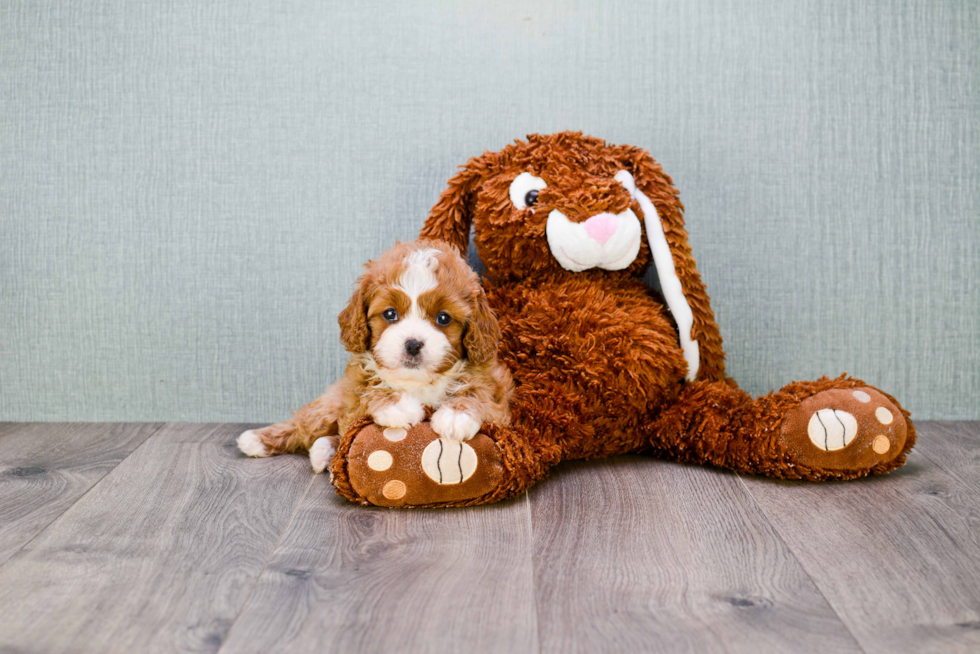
(624, 150), (727, 382)
(420, 155), (488, 255)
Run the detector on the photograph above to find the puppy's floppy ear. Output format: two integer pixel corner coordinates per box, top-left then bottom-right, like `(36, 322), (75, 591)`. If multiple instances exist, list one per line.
(420, 154), (488, 255)
(618, 146), (725, 382)
(337, 275), (371, 353)
(463, 285), (500, 365)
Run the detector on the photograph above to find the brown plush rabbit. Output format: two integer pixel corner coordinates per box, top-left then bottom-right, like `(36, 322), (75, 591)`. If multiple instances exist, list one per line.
(329, 132), (913, 508)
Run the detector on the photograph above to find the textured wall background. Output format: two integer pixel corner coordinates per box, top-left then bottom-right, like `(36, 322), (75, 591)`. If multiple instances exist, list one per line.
(1, 0), (977, 421)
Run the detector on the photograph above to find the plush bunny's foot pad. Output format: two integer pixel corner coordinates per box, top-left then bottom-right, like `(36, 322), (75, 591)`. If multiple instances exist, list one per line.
(343, 421), (505, 508)
(780, 387), (908, 472)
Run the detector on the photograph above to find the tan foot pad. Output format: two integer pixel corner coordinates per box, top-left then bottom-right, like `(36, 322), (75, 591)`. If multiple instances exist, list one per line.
(346, 422), (504, 507)
(781, 387), (908, 471)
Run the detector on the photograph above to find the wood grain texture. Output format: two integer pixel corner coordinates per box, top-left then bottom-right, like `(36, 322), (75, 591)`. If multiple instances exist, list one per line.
(0, 422), (161, 567)
(220, 480), (538, 654)
(913, 422), (980, 493)
(740, 450), (980, 653)
(2, 422), (978, 653)
(0, 424), (311, 654)
(528, 456), (861, 654)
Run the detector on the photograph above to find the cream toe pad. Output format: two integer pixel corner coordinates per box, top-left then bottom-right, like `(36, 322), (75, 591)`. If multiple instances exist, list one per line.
(367, 450), (393, 471)
(421, 438), (478, 485)
(807, 409), (858, 451)
(383, 427), (407, 442)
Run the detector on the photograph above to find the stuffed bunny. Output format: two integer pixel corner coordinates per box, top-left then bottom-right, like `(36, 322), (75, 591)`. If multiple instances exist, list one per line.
(331, 132), (913, 507)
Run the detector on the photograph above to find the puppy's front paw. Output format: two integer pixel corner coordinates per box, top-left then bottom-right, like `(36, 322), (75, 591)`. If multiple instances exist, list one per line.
(237, 429), (268, 457)
(309, 436), (337, 474)
(431, 406), (481, 441)
(372, 395), (425, 429)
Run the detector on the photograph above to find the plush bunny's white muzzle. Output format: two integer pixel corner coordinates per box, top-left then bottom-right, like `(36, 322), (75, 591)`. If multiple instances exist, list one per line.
(546, 209), (643, 273)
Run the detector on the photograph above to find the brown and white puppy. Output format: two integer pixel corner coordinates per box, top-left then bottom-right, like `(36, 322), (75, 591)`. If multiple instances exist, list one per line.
(237, 239), (513, 473)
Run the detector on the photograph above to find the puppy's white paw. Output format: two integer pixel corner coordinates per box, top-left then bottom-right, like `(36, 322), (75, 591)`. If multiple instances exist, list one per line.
(372, 395), (425, 429)
(309, 437), (336, 474)
(431, 407), (481, 441)
(237, 430), (268, 457)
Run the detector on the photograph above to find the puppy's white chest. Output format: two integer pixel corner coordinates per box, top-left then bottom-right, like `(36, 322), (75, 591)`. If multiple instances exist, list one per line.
(402, 376), (453, 407)
(379, 369), (455, 407)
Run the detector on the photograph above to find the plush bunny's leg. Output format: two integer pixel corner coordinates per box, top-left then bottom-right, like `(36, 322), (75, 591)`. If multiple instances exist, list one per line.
(330, 383), (575, 508)
(330, 418), (544, 507)
(648, 376), (914, 480)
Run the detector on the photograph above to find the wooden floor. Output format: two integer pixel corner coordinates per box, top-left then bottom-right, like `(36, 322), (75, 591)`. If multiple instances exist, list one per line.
(0, 423), (978, 653)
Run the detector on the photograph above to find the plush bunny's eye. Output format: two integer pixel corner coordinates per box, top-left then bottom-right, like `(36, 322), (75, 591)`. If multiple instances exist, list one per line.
(509, 172), (547, 210)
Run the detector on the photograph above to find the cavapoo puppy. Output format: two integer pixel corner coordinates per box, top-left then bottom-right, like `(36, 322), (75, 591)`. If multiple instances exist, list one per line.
(238, 239), (513, 473)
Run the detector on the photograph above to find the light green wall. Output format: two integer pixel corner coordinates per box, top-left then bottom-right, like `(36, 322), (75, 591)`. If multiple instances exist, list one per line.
(1, 0), (977, 421)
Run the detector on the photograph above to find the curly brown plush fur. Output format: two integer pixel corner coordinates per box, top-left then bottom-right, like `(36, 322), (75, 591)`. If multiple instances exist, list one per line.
(329, 132), (914, 507)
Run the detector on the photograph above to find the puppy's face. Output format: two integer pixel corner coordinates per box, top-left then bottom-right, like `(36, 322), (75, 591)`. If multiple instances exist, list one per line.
(367, 247), (465, 376)
(339, 241), (499, 378)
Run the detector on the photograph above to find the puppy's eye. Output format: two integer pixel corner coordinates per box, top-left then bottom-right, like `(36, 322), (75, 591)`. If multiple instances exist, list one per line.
(436, 311), (452, 326)
(382, 308), (398, 322)
(509, 172), (547, 210)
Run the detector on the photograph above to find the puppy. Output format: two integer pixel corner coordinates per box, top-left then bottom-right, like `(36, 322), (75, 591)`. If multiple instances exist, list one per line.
(237, 239), (513, 473)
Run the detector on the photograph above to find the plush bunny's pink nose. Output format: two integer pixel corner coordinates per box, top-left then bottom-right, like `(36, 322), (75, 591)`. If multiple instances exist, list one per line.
(583, 213), (619, 245)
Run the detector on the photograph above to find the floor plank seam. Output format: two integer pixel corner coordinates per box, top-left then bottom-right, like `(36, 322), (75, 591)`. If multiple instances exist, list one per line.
(734, 472), (870, 654)
(0, 422), (167, 574)
(216, 473), (316, 654)
(523, 491), (543, 654)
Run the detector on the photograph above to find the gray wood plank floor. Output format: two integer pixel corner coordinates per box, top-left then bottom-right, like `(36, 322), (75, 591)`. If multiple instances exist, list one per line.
(530, 458), (863, 654)
(0, 422), (977, 654)
(0, 422), (162, 567)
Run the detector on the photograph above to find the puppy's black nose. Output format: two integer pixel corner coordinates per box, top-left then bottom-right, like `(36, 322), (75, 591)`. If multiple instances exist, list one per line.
(405, 339), (423, 357)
